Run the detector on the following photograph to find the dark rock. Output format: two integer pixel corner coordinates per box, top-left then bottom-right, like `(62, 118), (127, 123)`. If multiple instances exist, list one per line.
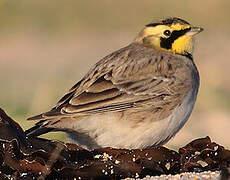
(0, 108), (229, 179)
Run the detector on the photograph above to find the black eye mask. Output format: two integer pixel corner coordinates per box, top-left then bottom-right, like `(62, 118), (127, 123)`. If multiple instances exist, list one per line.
(160, 27), (191, 50)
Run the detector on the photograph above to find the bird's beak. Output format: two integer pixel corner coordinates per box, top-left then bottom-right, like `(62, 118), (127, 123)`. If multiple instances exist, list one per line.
(186, 26), (204, 36)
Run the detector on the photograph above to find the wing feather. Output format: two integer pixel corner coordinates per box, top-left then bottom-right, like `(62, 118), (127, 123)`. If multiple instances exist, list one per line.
(28, 43), (191, 122)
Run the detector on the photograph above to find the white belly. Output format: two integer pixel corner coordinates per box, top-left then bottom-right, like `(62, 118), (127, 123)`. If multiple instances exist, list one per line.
(67, 90), (197, 150)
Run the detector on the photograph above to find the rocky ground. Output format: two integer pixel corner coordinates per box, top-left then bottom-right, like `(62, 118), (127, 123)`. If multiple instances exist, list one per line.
(126, 171), (221, 180)
(0, 108), (229, 180)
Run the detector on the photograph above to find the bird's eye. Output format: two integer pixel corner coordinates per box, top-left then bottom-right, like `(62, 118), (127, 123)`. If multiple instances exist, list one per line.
(163, 30), (171, 36)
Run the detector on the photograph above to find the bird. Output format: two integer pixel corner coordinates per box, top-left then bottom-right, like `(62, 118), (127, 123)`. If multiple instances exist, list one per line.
(26, 17), (203, 150)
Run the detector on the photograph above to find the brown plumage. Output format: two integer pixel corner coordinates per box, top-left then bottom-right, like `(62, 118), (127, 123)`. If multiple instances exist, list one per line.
(26, 17), (202, 149)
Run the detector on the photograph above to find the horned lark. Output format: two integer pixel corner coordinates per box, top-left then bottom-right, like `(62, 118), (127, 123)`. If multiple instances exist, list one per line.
(26, 17), (203, 150)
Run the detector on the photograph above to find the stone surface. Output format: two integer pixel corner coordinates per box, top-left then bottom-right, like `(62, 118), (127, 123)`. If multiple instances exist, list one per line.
(0, 108), (229, 179)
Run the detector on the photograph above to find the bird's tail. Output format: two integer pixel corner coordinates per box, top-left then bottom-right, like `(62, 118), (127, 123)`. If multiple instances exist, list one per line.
(25, 119), (54, 137)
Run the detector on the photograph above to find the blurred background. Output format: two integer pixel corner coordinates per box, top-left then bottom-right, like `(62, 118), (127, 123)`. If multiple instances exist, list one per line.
(0, 0), (229, 149)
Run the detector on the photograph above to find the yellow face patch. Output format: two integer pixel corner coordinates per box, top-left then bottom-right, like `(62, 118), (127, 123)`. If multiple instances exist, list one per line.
(170, 23), (190, 31)
(140, 23), (191, 39)
(171, 35), (193, 54)
(135, 22), (194, 55)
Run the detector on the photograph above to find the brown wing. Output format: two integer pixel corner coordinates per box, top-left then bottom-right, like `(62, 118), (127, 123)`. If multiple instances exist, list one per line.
(27, 43), (192, 133)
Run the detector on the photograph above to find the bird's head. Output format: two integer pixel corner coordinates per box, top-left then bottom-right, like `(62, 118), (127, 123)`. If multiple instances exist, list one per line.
(135, 17), (203, 58)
